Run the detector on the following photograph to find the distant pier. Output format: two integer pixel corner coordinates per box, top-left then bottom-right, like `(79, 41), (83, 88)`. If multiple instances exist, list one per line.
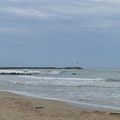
(0, 67), (83, 70)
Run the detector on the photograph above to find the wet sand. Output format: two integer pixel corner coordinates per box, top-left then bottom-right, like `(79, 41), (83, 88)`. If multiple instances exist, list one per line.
(0, 92), (120, 120)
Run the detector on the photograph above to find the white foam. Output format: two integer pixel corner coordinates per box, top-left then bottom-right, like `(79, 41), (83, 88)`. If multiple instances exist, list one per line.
(49, 70), (61, 75)
(0, 70), (23, 74)
(20, 75), (104, 81)
(0, 69), (62, 75)
(9, 76), (105, 87)
(9, 75), (120, 88)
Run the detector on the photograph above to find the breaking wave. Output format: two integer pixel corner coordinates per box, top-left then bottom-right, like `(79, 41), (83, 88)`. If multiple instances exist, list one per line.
(105, 78), (120, 82)
(0, 70), (62, 75)
(9, 76), (120, 88)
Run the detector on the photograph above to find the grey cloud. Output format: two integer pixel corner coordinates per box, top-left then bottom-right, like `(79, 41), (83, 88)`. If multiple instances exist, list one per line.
(1, 0), (120, 17)
(0, 0), (120, 35)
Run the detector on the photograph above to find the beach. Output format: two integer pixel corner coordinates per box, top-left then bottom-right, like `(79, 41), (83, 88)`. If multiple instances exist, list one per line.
(0, 69), (120, 120)
(0, 92), (120, 120)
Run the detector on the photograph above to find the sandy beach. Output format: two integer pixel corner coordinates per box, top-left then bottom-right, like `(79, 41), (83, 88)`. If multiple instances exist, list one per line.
(0, 92), (119, 120)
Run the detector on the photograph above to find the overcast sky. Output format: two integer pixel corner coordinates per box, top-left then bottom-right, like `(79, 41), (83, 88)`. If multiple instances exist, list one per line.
(0, 0), (120, 68)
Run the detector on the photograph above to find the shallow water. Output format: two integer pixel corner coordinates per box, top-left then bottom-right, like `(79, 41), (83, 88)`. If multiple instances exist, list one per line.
(0, 68), (120, 110)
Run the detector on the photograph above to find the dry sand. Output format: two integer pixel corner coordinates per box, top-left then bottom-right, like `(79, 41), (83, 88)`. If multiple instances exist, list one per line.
(0, 92), (120, 120)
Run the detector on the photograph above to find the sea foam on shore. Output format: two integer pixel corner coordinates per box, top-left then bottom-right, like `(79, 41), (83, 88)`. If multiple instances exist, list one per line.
(0, 91), (120, 120)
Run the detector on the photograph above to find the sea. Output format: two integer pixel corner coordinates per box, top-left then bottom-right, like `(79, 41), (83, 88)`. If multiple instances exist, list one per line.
(0, 68), (120, 111)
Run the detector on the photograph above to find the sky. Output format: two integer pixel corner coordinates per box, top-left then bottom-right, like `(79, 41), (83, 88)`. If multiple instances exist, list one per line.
(0, 0), (120, 68)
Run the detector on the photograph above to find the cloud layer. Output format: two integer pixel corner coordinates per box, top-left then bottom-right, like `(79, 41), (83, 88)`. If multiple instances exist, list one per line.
(0, 0), (120, 67)
(0, 0), (120, 32)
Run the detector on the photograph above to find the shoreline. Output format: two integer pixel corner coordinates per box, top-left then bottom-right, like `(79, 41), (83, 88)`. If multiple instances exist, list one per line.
(1, 90), (120, 112)
(0, 91), (120, 120)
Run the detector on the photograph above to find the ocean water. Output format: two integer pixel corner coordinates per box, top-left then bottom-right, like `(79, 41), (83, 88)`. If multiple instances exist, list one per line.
(0, 68), (120, 110)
